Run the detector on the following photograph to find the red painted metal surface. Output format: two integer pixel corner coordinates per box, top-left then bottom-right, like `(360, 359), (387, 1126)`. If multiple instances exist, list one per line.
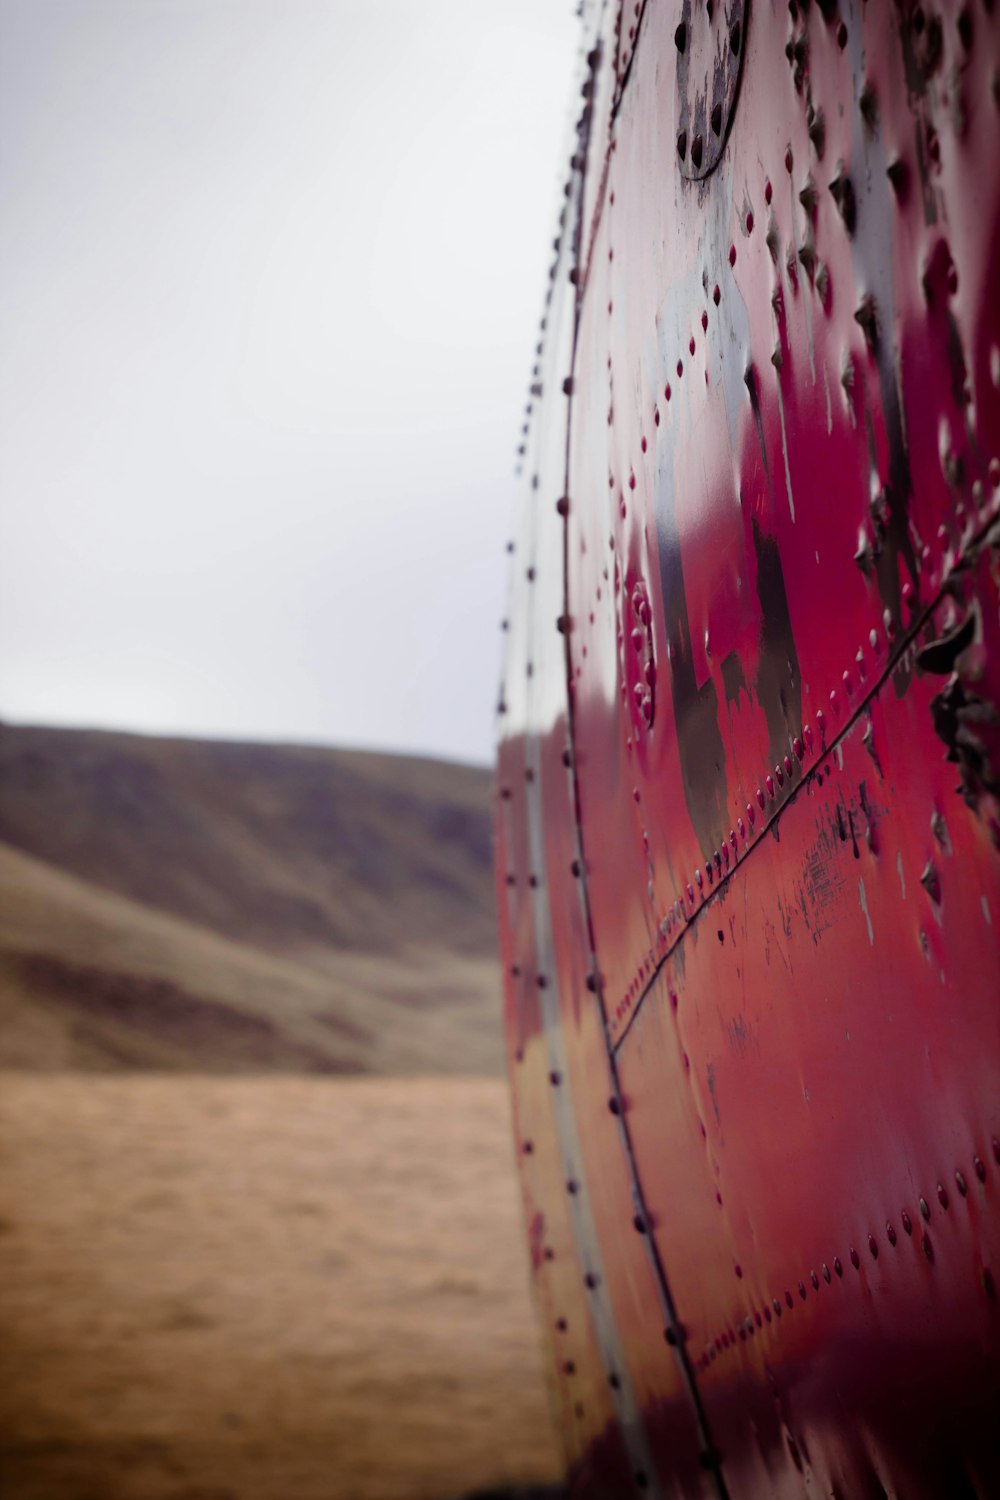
(498, 3), (1000, 1497)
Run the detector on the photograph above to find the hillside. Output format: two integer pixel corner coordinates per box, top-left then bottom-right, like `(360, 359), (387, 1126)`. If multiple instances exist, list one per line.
(0, 725), (503, 1074)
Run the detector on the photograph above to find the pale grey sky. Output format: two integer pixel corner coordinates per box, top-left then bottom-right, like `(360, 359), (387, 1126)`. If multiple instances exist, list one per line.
(0, 0), (580, 765)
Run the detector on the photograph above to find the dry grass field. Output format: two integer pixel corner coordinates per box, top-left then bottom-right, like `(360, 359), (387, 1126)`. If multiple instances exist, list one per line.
(0, 1074), (564, 1500)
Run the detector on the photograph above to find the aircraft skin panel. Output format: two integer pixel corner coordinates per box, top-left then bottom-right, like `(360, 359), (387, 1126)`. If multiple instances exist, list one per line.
(498, 2), (1000, 1495)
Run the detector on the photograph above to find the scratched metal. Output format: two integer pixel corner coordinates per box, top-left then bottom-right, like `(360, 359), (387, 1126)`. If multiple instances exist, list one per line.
(499, 1), (1000, 1495)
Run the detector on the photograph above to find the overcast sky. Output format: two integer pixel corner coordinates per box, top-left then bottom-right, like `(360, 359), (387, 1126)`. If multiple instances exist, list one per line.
(0, 0), (580, 766)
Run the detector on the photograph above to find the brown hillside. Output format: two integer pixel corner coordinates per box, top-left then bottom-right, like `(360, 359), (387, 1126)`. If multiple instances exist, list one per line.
(0, 725), (502, 1074)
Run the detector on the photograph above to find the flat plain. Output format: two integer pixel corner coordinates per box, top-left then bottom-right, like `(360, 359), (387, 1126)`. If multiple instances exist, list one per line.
(0, 1074), (563, 1500)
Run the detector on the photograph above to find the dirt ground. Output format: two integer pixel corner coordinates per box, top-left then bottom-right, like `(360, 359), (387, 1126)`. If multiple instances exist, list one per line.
(0, 1075), (564, 1500)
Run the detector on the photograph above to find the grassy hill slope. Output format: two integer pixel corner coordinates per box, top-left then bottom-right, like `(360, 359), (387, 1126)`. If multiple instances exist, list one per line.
(0, 725), (501, 1074)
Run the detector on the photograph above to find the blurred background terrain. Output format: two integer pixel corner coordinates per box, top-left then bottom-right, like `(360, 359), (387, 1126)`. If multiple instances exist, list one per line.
(0, 725), (563, 1500)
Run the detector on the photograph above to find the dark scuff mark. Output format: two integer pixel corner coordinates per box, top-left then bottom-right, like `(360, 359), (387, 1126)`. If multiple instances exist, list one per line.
(916, 609), (976, 675)
(656, 478), (729, 853)
(725, 1013), (757, 1059)
(862, 716), (884, 778)
(859, 778), (879, 854)
(720, 650), (750, 712)
(752, 519), (802, 770)
(945, 309), (970, 411)
(848, 810), (860, 860)
(929, 676), (1000, 806)
(707, 1061), (720, 1125)
(745, 366), (772, 484)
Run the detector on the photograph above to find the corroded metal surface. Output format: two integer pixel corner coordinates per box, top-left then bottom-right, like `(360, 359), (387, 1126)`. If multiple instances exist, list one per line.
(499, 2), (1000, 1497)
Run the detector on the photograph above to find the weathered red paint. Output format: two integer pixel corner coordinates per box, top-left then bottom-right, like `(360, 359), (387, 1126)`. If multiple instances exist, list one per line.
(499, 3), (1000, 1496)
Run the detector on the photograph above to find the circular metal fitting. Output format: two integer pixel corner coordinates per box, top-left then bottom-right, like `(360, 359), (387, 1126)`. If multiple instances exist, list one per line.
(675, 0), (748, 181)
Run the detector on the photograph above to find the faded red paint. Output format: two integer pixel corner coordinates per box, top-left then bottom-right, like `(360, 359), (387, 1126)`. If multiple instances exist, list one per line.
(499, 4), (1000, 1497)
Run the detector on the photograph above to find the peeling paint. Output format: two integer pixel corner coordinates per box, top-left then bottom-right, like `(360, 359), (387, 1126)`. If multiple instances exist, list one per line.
(896, 850), (907, 901)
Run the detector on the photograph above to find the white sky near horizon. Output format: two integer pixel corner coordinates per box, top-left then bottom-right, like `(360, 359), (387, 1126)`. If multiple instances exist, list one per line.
(0, 0), (581, 767)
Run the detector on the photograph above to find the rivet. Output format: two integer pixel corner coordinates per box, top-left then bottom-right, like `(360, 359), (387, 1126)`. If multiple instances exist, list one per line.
(677, 130), (688, 162)
(798, 1280), (807, 1299)
(677, 359), (683, 378)
(608, 1371), (621, 1389)
(713, 284), (721, 305)
(919, 1196), (930, 1220)
(674, 20), (686, 52)
(756, 788), (765, 810)
(773, 1297), (782, 1317)
(766, 776), (775, 799)
(729, 243), (737, 267)
(665, 381), (672, 401)
(691, 135), (704, 170)
(868, 1235), (878, 1259)
(810, 1270), (819, 1290)
(633, 1214), (647, 1234)
(746, 803), (756, 827)
(566, 1179), (578, 1195)
(523, 1140), (534, 1155)
(785, 1289), (794, 1308)
(834, 1257), (843, 1277)
(902, 1211), (913, 1236)
(563, 1360), (575, 1375)
(937, 1183), (949, 1210)
(549, 1069), (560, 1085)
(887, 1223), (897, 1247)
(584, 1271), (599, 1289)
(850, 1248), (860, 1269)
(822, 1263), (831, 1282)
(745, 210), (754, 234)
(775, 763), (784, 787)
(922, 1232), (934, 1263)
(555, 1317), (567, 1332)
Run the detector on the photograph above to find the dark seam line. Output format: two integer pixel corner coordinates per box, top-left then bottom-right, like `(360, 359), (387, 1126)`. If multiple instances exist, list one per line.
(609, 0), (648, 127)
(557, 16), (730, 1494)
(611, 507), (997, 1058)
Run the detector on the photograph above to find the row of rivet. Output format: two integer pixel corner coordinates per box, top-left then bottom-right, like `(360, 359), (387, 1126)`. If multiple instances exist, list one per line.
(691, 1140), (999, 1375)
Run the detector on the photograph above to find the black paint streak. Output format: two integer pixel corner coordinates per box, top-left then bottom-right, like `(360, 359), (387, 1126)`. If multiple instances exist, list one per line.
(720, 650), (750, 711)
(657, 483), (729, 854)
(752, 519), (801, 770)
